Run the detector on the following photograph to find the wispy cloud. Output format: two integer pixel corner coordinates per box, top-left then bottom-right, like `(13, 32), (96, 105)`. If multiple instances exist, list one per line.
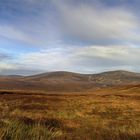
(1, 0), (140, 46)
(0, 0), (140, 75)
(0, 53), (11, 61)
(54, 0), (140, 44)
(1, 45), (138, 75)
(0, 25), (36, 45)
(0, 62), (17, 73)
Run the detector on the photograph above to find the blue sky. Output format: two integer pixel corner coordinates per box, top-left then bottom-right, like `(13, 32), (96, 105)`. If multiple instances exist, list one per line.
(0, 0), (140, 75)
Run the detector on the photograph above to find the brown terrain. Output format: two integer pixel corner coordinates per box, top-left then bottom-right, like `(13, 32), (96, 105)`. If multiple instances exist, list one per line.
(0, 70), (140, 91)
(0, 70), (140, 140)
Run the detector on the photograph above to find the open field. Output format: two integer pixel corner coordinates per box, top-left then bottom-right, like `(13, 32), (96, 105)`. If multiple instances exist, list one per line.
(0, 86), (140, 140)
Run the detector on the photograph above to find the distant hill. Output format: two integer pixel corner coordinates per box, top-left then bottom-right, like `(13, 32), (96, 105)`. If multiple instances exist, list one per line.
(90, 70), (140, 86)
(0, 70), (140, 91)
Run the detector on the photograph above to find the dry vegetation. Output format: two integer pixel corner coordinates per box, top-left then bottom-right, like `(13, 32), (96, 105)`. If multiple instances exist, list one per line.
(0, 86), (140, 140)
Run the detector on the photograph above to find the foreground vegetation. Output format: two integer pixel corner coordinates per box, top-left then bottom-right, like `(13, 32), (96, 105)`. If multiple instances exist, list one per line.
(0, 86), (140, 140)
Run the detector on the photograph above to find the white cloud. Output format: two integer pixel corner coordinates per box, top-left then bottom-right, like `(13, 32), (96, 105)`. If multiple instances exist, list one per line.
(9, 45), (139, 74)
(0, 25), (35, 45)
(54, 1), (140, 43)
(0, 62), (17, 72)
(1, 45), (140, 75)
(0, 0), (140, 75)
(1, 0), (140, 47)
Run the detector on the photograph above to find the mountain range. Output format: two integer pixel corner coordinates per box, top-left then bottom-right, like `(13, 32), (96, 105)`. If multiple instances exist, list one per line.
(0, 70), (140, 92)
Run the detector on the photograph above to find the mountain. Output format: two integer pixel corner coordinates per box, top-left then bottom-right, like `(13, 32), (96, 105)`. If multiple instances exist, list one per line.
(0, 70), (140, 92)
(90, 70), (140, 86)
(24, 71), (89, 81)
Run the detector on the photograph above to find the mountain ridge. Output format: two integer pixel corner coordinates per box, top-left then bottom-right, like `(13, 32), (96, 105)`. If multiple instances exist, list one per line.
(0, 70), (140, 91)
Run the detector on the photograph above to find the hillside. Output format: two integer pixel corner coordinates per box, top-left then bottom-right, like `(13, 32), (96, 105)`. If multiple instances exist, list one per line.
(90, 70), (140, 86)
(0, 70), (140, 91)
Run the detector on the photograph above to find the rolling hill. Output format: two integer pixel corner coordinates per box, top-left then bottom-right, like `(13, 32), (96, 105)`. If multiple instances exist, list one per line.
(0, 70), (140, 91)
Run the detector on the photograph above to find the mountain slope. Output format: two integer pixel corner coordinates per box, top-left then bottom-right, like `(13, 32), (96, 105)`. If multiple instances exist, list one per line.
(0, 70), (140, 91)
(24, 71), (89, 82)
(90, 70), (140, 86)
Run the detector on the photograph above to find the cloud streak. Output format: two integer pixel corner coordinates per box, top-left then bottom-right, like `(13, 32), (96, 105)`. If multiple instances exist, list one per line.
(54, 0), (140, 44)
(1, 45), (139, 75)
(0, 53), (11, 61)
(1, 0), (140, 46)
(0, 0), (140, 75)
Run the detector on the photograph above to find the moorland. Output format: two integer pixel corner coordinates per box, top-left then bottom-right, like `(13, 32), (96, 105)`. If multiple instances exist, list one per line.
(0, 70), (140, 140)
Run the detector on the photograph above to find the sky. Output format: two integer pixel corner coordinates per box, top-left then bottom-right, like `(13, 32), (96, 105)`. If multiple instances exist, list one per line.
(0, 0), (140, 75)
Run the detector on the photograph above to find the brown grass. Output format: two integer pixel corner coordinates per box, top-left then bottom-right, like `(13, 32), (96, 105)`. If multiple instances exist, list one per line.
(0, 86), (140, 140)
